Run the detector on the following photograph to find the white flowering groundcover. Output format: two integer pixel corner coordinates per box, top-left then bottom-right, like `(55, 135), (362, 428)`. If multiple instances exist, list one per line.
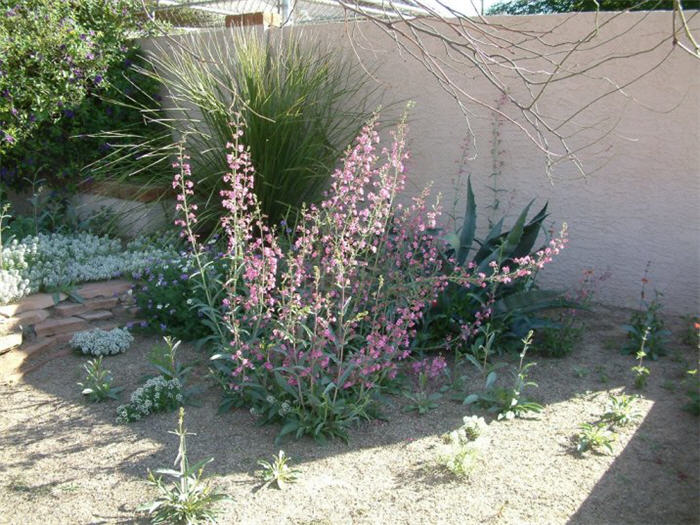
(0, 232), (176, 304)
(70, 327), (134, 356)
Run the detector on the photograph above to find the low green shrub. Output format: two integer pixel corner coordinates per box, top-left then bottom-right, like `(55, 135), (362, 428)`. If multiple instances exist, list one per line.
(131, 256), (222, 341)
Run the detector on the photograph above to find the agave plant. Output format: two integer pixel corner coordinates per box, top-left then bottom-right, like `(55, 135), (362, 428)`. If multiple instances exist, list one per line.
(418, 175), (575, 352)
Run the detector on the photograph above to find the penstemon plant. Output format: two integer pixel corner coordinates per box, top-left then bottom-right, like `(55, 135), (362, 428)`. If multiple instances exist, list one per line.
(175, 115), (567, 442)
(463, 330), (543, 420)
(78, 357), (123, 402)
(576, 422), (616, 455)
(257, 450), (300, 490)
(403, 356), (448, 415)
(139, 408), (230, 524)
(632, 341), (651, 389)
(601, 393), (642, 427)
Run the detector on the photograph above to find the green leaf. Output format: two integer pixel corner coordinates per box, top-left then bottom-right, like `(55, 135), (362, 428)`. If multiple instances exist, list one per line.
(512, 203), (548, 259)
(463, 394), (479, 405)
(457, 175), (477, 265)
(485, 371), (498, 389)
(473, 217), (504, 263)
(500, 200), (533, 258)
(278, 420), (299, 439)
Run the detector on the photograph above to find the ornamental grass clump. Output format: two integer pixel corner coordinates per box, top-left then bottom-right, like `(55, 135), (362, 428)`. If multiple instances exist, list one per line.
(175, 115), (567, 442)
(71, 327), (133, 356)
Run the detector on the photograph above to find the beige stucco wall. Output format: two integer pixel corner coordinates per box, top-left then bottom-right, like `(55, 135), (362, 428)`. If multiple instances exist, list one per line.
(142, 11), (699, 314)
(289, 12), (700, 315)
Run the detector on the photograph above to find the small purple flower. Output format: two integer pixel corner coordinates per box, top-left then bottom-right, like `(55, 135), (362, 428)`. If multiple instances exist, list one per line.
(93, 75), (103, 86)
(160, 323), (166, 332)
(3, 132), (14, 144)
(63, 109), (75, 119)
(140, 321), (147, 328)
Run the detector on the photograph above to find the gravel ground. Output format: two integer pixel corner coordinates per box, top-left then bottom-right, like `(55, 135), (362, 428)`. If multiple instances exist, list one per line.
(0, 306), (698, 525)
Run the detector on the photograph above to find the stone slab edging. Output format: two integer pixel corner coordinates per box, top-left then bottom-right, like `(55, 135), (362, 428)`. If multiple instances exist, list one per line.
(0, 279), (139, 382)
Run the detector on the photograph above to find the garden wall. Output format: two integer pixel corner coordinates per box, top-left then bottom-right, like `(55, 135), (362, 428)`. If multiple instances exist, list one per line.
(141, 11), (699, 315)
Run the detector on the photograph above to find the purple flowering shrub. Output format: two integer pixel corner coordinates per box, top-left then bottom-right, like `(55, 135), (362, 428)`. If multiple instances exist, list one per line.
(0, 0), (156, 176)
(175, 117), (567, 441)
(130, 257), (225, 342)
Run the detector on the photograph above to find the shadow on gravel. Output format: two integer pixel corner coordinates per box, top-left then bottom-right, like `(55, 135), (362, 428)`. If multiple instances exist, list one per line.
(1, 306), (698, 523)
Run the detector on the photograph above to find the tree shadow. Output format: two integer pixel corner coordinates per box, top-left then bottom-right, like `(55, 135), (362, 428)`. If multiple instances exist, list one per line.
(1, 306), (697, 523)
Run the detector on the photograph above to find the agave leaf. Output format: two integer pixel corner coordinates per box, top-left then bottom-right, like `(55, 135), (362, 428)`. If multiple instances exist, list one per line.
(457, 175), (477, 265)
(492, 289), (574, 316)
(442, 232), (461, 253)
(500, 200), (533, 258)
(473, 217), (504, 264)
(511, 202), (548, 259)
